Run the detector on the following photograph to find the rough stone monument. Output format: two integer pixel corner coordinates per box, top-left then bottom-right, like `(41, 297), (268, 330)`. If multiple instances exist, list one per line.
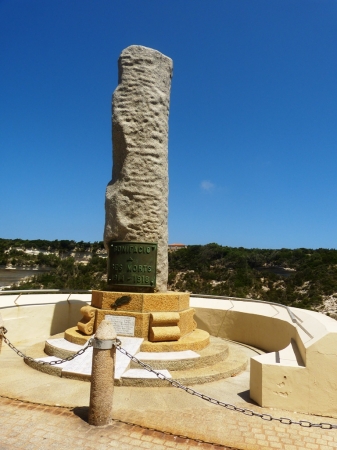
(65, 46), (209, 352)
(104, 45), (172, 293)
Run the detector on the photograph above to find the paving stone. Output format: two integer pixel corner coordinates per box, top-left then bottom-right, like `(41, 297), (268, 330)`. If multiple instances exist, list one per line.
(0, 397), (235, 450)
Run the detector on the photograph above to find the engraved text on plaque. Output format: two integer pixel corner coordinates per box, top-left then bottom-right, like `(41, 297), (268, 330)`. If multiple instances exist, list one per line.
(108, 241), (157, 289)
(105, 315), (136, 337)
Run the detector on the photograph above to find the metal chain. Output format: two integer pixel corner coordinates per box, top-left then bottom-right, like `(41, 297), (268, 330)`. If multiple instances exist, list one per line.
(114, 341), (337, 430)
(0, 327), (92, 365)
(1, 324), (336, 430)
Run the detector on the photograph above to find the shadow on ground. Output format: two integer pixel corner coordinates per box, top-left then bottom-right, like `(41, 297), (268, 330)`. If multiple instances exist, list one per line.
(72, 406), (89, 423)
(237, 389), (258, 406)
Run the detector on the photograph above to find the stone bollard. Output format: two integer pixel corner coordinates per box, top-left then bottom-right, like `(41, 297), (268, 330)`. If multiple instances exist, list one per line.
(88, 320), (117, 426)
(0, 313), (4, 353)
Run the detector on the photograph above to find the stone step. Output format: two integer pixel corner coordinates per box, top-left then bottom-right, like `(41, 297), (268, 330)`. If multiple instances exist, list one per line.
(24, 336), (247, 387)
(44, 337), (83, 359)
(172, 344), (248, 385)
(130, 336), (229, 370)
(44, 335), (228, 371)
(25, 336), (144, 382)
(120, 344), (247, 387)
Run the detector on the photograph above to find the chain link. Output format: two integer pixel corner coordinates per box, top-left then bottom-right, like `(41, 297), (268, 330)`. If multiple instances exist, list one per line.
(114, 341), (337, 430)
(0, 326), (92, 365)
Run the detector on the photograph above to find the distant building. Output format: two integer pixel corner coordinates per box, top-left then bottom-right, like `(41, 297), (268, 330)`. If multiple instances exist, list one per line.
(168, 243), (187, 252)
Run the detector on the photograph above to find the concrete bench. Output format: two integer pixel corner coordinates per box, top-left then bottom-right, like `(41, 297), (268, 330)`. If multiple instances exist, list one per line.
(191, 296), (337, 417)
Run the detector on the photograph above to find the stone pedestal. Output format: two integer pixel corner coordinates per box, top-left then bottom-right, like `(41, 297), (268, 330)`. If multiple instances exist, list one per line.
(64, 290), (210, 352)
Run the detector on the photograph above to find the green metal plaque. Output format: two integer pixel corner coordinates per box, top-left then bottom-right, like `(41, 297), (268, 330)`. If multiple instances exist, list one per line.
(107, 242), (157, 289)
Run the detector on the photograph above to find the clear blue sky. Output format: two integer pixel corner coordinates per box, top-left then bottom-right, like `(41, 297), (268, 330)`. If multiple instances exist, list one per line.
(1, 0), (337, 249)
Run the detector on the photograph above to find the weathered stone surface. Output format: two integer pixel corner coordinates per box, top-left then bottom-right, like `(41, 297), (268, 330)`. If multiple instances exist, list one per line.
(91, 290), (190, 312)
(77, 305), (96, 335)
(104, 45), (173, 292)
(89, 320), (116, 426)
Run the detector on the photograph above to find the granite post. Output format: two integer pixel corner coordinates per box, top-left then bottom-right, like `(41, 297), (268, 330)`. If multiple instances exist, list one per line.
(88, 320), (117, 426)
(104, 45), (173, 292)
(0, 313), (4, 353)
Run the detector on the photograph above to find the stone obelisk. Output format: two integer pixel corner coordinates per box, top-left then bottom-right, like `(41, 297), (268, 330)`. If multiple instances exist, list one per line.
(65, 46), (208, 352)
(104, 45), (173, 292)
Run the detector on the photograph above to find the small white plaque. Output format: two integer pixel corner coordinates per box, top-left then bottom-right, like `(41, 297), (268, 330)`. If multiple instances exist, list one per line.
(105, 315), (135, 336)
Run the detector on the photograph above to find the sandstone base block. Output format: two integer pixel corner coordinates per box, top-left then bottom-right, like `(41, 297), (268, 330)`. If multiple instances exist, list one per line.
(91, 290), (190, 312)
(65, 326), (93, 345)
(149, 326), (181, 342)
(64, 290), (208, 352)
(140, 329), (210, 352)
(94, 307), (196, 340)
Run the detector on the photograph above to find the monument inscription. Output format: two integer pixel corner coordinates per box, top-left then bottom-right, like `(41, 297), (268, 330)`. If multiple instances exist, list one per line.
(107, 241), (157, 288)
(105, 315), (136, 337)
